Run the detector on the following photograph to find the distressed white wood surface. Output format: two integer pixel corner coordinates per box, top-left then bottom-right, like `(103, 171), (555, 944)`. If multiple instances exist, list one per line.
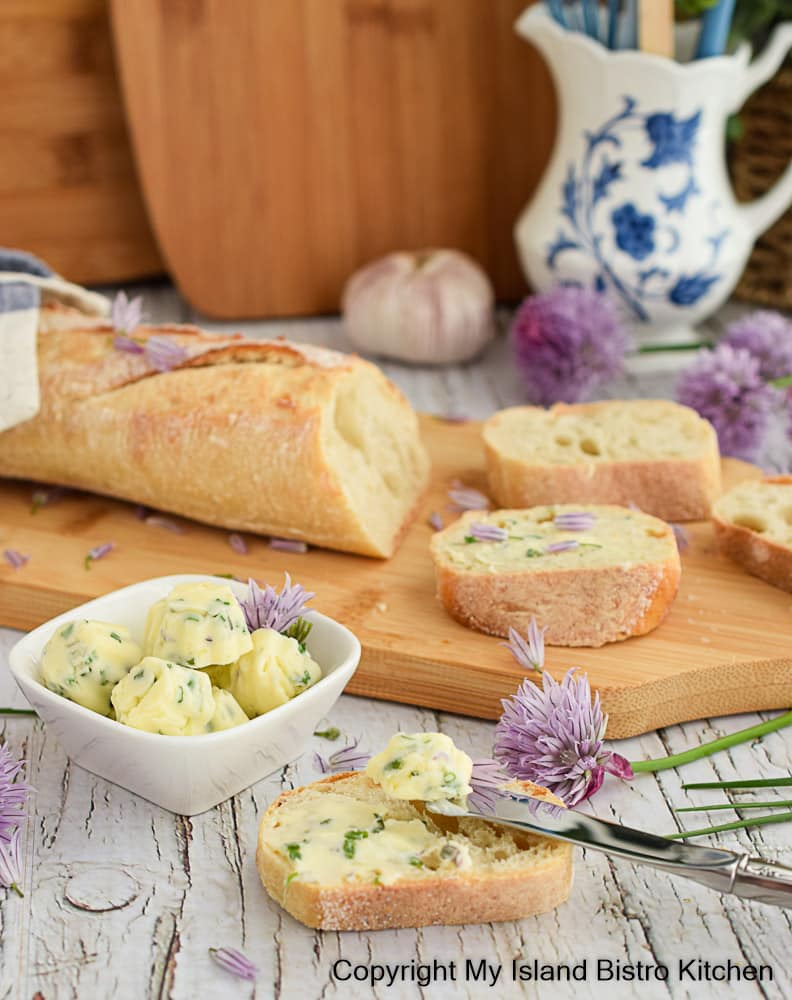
(1, 285), (790, 1000)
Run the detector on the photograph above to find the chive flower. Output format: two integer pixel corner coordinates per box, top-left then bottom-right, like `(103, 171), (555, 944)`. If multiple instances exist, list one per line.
(240, 574), (314, 634)
(501, 618), (546, 674)
(209, 947), (257, 982)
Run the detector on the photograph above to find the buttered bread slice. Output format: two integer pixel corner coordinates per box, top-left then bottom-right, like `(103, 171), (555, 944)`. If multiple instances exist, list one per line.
(713, 476), (792, 592)
(483, 400), (721, 522)
(430, 505), (680, 647)
(256, 772), (572, 930)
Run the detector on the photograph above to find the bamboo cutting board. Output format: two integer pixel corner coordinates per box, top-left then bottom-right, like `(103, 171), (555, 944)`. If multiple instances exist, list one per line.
(109, 0), (553, 317)
(1, 416), (789, 739)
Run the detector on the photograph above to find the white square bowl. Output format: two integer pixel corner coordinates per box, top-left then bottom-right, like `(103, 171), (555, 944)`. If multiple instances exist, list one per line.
(8, 574), (361, 815)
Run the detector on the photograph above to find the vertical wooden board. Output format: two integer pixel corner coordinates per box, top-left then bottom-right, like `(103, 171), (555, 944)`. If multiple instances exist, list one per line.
(0, 0), (163, 284)
(110, 0), (556, 318)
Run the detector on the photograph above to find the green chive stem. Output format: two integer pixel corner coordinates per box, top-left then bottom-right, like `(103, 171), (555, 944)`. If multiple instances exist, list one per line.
(675, 800), (792, 813)
(682, 777), (792, 790)
(10, 883), (23, 898)
(631, 709), (792, 774)
(667, 810), (792, 840)
(0, 708), (36, 716)
(770, 374), (792, 389)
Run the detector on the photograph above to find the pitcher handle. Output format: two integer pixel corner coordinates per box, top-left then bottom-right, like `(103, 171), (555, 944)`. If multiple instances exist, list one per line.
(732, 23), (792, 238)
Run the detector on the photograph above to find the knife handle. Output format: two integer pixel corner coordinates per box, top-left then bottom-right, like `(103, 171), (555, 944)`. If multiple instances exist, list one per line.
(732, 856), (792, 909)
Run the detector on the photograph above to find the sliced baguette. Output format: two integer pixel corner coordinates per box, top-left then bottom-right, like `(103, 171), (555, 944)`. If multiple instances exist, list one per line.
(483, 400), (721, 522)
(712, 476), (792, 592)
(256, 772), (573, 930)
(430, 505), (680, 646)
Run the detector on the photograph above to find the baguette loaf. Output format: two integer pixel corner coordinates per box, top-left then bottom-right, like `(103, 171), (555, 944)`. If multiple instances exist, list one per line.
(712, 476), (792, 592)
(256, 771), (572, 930)
(430, 506), (680, 646)
(0, 306), (430, 558)
(483, 400), (721, 522)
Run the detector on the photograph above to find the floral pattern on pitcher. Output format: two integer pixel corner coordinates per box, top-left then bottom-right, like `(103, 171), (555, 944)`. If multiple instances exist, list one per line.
(545, 97), (731, 322)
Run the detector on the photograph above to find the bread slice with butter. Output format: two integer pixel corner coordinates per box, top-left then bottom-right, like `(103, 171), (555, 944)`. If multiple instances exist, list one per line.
(483, 400), (721, 522)
(430, 505), (680, 647)
(256, 772), (572, 930)
(712, 476), (792, 592)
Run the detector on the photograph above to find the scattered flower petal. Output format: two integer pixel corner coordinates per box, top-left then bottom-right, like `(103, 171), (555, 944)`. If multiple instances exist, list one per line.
(113, 333), (144, 355)
(31, 486), (68, 513)
(501, 619), (546, 674)
(84, 542), (114, 570)
(671, 523), (689, 551)
(3, 550), (29, 571)
(545, 539), (579, 554)
(0, 745), (29, 844)
(228, 533), (248, 555)
(145, 335), (188, 373)
(269, 537), (308, 554)
(553, 511), (596, 532)
(134, 505), (149, 520)
(321, 737), (371, 773)
(144, 515), (185, 534)
(240, 574), (314, 633)
(428, 511), (444, 531)
(313, 751), (330, 774)
(111, 290), (144, 334)
(448, 481), (491, 511)
(209, 947), (258, 982)
(468, 521), (507, 543)
(494, 668), (634, 806)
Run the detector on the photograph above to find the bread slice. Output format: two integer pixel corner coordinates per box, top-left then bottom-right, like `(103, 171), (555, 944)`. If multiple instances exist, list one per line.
(256, 772), (573, 930)
(430, 505), (680, 646)
(483, 400), (721, 522)
(712, 476), (792, 592)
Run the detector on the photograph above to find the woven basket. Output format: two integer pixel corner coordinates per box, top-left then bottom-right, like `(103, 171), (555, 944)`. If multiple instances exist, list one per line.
(731, 67), (792, 309)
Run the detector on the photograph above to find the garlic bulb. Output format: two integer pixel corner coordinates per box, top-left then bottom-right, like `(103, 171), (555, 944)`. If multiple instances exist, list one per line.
(342, 250), (496, 365)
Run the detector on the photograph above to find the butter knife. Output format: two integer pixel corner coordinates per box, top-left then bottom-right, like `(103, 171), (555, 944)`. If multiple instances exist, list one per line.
(427, 796), (792, 908)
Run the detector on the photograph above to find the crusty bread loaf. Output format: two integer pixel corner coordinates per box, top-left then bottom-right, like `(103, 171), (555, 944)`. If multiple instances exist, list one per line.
(256, 772), (573, 930)
(712, 476), (792, 592)
(483, 400), (721, 522)
(430, 505), (680, 646)
(0, 306), (430, 558)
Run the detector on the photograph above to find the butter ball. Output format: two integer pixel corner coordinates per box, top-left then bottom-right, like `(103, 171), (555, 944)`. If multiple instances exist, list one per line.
(144, 582), (252, 668)
(111, 656), (215, 736)
(366, 732), (473, 802)
(228, 627), (322, 717)
(205, 687), (249, 732)
(41, 620), (141, 716)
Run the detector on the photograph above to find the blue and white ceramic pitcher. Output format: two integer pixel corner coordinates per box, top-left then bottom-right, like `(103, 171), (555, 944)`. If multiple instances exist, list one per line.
(515, 5), (792, 342)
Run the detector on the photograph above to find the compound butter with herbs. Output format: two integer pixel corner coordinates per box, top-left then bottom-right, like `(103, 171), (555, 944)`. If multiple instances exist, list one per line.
(111, 656), (215, 736)
(228, 627), (322, 717)
(41, 620), (141, 716)
(144, 582), (252, 668)
(366, 732), (473, 803)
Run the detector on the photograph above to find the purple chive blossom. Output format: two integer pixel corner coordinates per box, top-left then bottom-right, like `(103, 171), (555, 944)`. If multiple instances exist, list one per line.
(144, 515), (185, 533)
(240, 574), (315, 633)
(228, 533), (248, 555)
(3, 550), (29, 570)
(553, 511), (595, 532)
(494, 669), (633, 806)
(31, 486), (68, 513)
(501, 618), (546, 674)
(315, 737), (371, 774)
(84, 542), (114, 570)
(448, 480), (491, 512)
(677, 344), (778, 461)
(113, 333), (144, 355)
(428, 511), (444, 531)
(268, 537), (309, 554)
(722, 310), (792, 381)
(0, 746), (29, 844)
(0, 828), (23, 897)
(111, 290), (144, 334)
(468, 759), (510, 813)
(209, 947), (258, 982)
(510, 286), (630, 405)
(545, 539), (579, 554)
(671, 523), (689, 551)
(468, 522), (507, 543)
(144, 336), (188, 373)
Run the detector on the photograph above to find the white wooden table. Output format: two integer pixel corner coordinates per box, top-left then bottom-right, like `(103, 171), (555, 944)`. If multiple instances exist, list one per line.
(1, 287), (790, 1000)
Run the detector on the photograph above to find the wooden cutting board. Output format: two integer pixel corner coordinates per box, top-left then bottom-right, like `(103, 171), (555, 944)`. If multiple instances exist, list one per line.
(109, 0), (553, 317)
(0, 416), (788, 739)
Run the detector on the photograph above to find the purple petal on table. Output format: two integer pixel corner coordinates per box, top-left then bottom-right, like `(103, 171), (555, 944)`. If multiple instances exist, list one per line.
(428, 511), (444, 531)
(113, 333), (144, 355)
(269, 537), (308, 554)
(144, 335), (188, 372)
(208, 947), (258, 982)
(228, 533), (248, 555)
(448, 481), (491, 511)
(3, 550), (29, 570)
(84, 542), (114, 569)
(144, 515), (185, 533)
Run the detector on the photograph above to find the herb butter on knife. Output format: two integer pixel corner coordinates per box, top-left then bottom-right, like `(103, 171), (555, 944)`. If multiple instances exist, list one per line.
(366, 732), (473, 803)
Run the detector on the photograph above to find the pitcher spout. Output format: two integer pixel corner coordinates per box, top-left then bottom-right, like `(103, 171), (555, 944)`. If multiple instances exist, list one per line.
(514, 4), (561, 63)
